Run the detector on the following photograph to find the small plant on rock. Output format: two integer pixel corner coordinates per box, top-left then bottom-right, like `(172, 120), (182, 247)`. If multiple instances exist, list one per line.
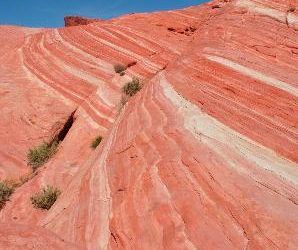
(114, 64), (127, 74)
(31, 185), (61, 210)
(0, 181), (14, 208)
(27, 140), (58, 171)
(91, 136), (103, 149)
(122, 77), (142, 97)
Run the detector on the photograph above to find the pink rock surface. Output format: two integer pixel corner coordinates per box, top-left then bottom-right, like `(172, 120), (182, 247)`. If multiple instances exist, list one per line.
(0, 223), (79, 249)
(0, 0), (297, 249)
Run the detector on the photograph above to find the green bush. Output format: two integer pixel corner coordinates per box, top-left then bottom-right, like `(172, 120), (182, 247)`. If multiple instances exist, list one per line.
(31, 185), (61, 210)
(27, 141), (58, 171)
(0, 181), (13, 206)
(114, 64), (127, 74)
(91, 136), (103, 149)
(122, 77), (142, 96)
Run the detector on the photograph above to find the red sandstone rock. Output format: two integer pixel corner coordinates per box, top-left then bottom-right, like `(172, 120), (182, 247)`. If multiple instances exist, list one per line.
(0, 0), (297, 249)
(64, 16), (102, 27)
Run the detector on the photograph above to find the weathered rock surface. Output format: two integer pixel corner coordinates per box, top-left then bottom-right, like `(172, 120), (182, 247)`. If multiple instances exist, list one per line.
(0, 0), (297, 249)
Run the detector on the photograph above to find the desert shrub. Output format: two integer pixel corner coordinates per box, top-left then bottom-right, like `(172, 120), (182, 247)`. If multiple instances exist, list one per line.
(31, 185), (61, 210)
(122, 77), (142, 96)
(27, 141), (58, 171)
(0, 181), (13, 206)
(114, 64), (127, 74)
(91, 136), (103, 149)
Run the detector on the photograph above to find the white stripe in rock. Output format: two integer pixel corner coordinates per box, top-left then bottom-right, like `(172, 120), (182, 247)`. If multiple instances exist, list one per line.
(206, 55), (298, 97)
(160, 74), (298, 186)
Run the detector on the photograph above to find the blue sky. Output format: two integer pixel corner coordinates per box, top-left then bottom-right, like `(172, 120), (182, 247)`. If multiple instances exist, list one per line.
(0, 0), (207, 28)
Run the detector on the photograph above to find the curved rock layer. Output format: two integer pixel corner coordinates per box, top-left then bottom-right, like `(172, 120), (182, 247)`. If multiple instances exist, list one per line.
(0, 3), (199, 180)
(0, 0), (297, 249)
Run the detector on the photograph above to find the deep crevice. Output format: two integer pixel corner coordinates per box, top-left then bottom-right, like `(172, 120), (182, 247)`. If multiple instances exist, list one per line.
(53, 110), (76, 144)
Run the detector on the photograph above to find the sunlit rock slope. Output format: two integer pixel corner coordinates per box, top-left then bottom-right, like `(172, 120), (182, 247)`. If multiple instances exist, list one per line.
(0, 0), (297, 249)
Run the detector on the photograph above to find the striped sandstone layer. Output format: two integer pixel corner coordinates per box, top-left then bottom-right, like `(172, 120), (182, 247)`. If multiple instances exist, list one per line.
(0, 0), (297, 249)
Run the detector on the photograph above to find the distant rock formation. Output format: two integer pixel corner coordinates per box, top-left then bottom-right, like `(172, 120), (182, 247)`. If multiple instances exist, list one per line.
(64, 16), (101, 27)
